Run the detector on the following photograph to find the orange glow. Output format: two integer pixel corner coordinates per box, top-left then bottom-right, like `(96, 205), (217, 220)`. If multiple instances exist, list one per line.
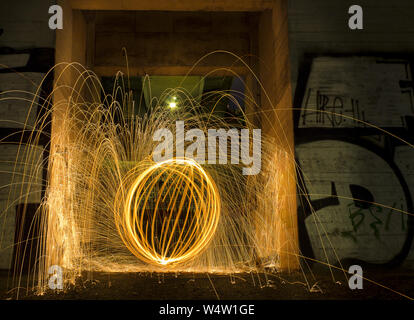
(114, 158), (221, 266)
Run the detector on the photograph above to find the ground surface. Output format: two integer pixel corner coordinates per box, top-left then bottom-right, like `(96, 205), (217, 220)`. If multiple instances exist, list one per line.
(1, 266), (413, 300)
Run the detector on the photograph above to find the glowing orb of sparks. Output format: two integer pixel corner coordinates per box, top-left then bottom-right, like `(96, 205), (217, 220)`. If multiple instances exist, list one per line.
(115, 158), (221, 267)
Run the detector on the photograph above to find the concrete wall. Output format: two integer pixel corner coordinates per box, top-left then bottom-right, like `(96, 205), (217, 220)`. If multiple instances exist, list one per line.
(0, 145), (44, 269)
(91, 11), (258, 68)
(0, 0), (54, 269)
(0, 0), (55, 49)
(288, 0), (414, 95)
(288, 0), (414, 268)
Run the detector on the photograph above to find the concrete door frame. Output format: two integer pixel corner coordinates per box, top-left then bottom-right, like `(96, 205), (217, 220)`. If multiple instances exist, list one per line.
(53, 0), (299, 271)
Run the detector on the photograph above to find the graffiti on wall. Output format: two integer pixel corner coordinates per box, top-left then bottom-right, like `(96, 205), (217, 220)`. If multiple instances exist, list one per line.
(294, 56), (414, 267)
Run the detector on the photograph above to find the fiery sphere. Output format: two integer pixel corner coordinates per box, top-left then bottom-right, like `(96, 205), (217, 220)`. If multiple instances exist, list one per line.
(115, 158), (221, 266)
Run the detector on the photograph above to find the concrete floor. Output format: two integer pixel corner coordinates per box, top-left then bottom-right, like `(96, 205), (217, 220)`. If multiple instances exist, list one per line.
(1, 267), (413, 300)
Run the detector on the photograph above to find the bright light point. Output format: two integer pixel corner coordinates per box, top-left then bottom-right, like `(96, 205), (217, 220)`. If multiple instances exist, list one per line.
(159, 259), (168, 265)
(169, 102), (177, 109)
(173, 96), (177, 100)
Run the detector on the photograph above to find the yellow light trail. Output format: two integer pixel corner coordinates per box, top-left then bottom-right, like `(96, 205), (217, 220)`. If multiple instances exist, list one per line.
(114, 157), (221, 266)
(4, 57), (413, 300)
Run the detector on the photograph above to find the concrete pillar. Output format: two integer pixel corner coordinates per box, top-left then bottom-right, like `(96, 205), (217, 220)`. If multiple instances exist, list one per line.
(257, 1), (299, 271)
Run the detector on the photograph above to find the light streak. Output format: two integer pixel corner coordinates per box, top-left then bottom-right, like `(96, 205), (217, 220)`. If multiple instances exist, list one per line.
(114, 158), (221, 266)
(3, 55), (412, 300)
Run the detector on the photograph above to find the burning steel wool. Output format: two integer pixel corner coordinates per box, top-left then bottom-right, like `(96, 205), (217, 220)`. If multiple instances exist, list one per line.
(0, 54), (301, 295)
(114, 157), (221, 266)
(1, 53), (413, 300)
